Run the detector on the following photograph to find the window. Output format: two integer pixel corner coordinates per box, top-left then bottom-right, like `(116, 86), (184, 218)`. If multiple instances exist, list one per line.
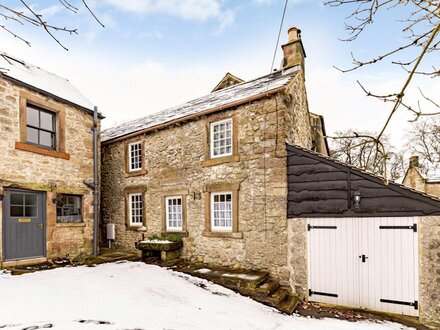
(26, 105), (56, 149)
(165, 196), (183, 232)
(10, 193), (38, 218)
(129, 193), (143, 227)
(210, 118), (233, 158)
(211, 192), (233, 231)
(128, 141), (142, 172)
(56, 194), (82, 223)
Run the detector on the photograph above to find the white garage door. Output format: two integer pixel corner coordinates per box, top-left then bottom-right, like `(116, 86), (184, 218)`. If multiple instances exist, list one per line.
(307, 217), (419, 317)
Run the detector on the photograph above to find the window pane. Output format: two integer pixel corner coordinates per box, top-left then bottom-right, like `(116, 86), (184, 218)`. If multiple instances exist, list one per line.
(56, 194), (82, 222)
(39, 131), (53, 148)
(11, 206), (24, 217)
(25, 195), (38, 206)
(25, 206), (38, 217)
(27, 127), (39, 144)
(26, 107), (39, 127)
(10, 194), (23, 205)
(40, 111), (54, 131)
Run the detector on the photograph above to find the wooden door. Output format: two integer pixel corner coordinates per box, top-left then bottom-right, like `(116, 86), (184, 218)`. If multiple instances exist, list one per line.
(2, 189), (46, 261)
(307, 217), (418, 316)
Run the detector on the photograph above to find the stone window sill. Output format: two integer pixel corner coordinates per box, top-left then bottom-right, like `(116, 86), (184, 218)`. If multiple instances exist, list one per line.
(161, 231), (189, 237)
(202, 231), (243, 239)
(126, 225), (146, 231)
(55, 222), (85, 228)
(15, 142), (70, 160)
(202, 154), (240, 167)
(125, 169), (147, 178)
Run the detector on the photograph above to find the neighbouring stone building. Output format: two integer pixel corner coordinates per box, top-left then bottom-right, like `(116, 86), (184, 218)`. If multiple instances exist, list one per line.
(101, 27), (327, 281)
(0, 53), (100, 266)
(403, 155), (440, 197)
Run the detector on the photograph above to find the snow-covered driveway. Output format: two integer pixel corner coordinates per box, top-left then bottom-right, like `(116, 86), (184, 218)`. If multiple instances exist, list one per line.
(0, 262), (411, 330)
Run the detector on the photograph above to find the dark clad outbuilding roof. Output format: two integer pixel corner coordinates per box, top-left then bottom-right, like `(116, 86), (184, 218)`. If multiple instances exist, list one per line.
(287, 144), (440, 218)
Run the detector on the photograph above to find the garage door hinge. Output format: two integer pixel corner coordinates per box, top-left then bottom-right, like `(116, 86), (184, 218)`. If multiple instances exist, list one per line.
(379, 224), (417, 232)
(380, 299), (418, 310)
(309, 289), (338, 298)
(307, 225), (337, 231)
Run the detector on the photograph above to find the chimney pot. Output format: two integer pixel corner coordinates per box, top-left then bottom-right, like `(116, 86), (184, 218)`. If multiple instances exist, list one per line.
(409, 155), (420, 168)
(287, 27), (301, 43)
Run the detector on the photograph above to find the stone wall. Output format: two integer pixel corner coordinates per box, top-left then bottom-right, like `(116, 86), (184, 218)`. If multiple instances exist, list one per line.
(403, 168), (440, 198)
(101, 73), (312, 281)
(418, 215), (440, 329)
(0, 76), (97, 261)
(286, 218), (308, 298)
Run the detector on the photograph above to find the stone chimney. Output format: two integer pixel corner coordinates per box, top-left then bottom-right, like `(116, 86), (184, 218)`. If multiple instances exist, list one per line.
(281, 26), (306, 73)
(409, 155), (420, 169)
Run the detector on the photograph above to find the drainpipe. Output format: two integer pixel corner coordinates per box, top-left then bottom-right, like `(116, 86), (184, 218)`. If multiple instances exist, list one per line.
(93, 106), (99, 257)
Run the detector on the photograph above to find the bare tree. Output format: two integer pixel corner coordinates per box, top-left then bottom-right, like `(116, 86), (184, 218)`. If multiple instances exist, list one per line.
(406, 116), (440, 165)
(0, 1), (104, 51)
(330, 130), (406, 181)
(325, 1), (439, 181)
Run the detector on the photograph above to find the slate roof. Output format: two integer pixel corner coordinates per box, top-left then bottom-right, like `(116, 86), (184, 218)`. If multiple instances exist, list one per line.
(0, 52), (94, 113)
(102, 68), (299, 143)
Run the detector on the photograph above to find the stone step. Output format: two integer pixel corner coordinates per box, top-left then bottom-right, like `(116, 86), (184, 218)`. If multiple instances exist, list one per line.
(255, 277), (280, 298)
(258, 287), (289, 307)
(277, 294), (299, 315)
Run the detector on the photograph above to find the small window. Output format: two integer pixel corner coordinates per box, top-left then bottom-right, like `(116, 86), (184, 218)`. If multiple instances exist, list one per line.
(211, 192), (232, 231)
(210, 118), (233, 158)
(128, 141), (142, 172)
(129, 193), (143, 227)
(26, 105), (56, 149)
(166, 196), (183, 232)
(56, 194), (82, 223)
(10, 193), (39, 218)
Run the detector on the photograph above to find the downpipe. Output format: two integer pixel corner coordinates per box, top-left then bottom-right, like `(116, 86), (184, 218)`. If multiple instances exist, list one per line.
(93, 106), (99, 257)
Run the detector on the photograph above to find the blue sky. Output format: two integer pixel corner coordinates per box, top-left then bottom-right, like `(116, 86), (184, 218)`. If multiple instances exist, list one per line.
(1, 0), (438, 149)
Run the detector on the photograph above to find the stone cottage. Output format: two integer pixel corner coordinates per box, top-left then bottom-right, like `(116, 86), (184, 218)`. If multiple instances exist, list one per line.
(0, 53), (100, 267)
(403, 155), (440, 197)
(101, 27), (327, 281)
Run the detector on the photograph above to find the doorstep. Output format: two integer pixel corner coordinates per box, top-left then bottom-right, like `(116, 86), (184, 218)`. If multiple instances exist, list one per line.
(1, 257), (47, 268)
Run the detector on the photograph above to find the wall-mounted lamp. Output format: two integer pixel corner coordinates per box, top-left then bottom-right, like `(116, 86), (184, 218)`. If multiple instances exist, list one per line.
(353, 191), (361, 209)
(192, 192), (202, 200)
(52, 194), (63, 204)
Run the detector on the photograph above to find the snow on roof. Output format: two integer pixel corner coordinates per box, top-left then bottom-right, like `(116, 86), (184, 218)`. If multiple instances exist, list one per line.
(102, 69), (299, 142)
(421, 164), (440, 183)
(0, 52), (94, 112)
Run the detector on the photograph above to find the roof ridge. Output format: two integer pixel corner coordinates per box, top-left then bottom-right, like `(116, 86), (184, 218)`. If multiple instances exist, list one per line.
(102, 70), (293, 139)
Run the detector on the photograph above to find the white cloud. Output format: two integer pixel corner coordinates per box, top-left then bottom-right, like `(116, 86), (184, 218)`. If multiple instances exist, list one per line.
(101, 0), (235, 33)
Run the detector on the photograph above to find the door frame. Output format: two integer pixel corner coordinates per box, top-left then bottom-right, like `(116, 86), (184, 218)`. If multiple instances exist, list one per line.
(2, 188), (47, 262)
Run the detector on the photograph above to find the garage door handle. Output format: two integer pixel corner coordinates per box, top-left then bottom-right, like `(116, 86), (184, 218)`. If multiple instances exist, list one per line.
(359, 255), (368, 262)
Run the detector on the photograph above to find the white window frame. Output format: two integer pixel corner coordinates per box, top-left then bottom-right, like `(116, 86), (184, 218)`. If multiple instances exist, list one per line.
(210, 118), (233, 159)
(165, 196), (183, 232)
(128, 141), (142, 172)
(211, 191), (233, 232)
(129, 193), (143, 227)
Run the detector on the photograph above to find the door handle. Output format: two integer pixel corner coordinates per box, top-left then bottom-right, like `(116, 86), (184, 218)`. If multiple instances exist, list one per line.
(359, 255), (368, 262)
(38, 223), (44, 229)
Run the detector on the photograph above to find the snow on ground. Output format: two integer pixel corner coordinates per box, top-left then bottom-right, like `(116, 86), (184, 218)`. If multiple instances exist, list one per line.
(0, 262), (412, 330)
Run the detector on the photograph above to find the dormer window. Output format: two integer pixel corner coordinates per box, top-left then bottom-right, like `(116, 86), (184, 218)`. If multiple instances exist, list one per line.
(26, 105), (56, 150)
(128, 141), (142, 172)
